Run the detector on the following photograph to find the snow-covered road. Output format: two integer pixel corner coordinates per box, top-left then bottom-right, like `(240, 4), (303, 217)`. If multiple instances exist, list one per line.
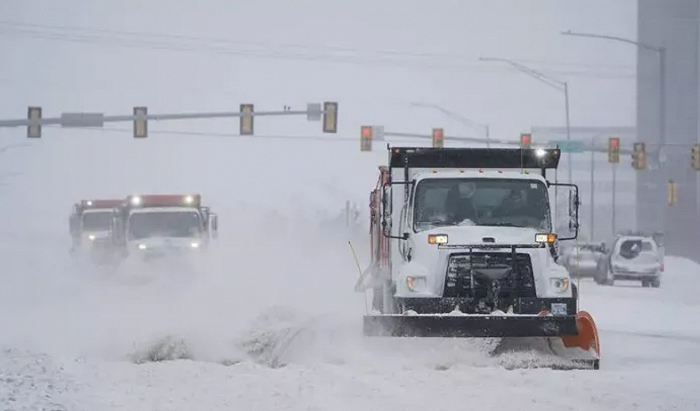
(2, 227), (699, 411)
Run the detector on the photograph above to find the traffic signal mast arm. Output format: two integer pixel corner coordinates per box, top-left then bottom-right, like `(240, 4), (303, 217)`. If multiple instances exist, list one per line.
(13, 102), (339, 138)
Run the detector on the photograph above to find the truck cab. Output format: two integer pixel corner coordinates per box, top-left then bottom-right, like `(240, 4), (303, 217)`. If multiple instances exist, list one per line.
(69, 199), (125, 252)
(111, 194), (218, 261)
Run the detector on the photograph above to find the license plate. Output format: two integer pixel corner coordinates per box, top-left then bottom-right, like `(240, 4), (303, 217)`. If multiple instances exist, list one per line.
(550, 303), (568, 316)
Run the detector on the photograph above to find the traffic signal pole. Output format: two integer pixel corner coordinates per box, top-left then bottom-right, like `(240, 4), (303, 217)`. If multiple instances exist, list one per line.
(612, 161), (617, 234)
(3, 102), (339, 138)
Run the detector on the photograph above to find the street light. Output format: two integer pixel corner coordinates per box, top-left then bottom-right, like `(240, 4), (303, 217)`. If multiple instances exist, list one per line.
(410, 102), (491, 147)
(479, 57), (572, 184)
(562, 30), (667, 234)
(561, 30), (666, 156)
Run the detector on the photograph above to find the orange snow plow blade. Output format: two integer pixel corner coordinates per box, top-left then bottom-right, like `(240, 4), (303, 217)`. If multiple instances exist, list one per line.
(561, 311), (601, 357)
(540, 310), (600, 370)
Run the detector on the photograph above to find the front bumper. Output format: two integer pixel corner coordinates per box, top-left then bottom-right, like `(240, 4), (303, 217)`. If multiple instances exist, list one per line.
(363, 312), (578, 338)
(611, 265), (660, 279)
(398, 296), (577, 316)
(138, 249), (196, 260)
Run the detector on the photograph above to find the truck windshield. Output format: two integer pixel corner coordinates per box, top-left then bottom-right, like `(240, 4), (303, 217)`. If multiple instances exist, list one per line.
(128, 211), (202, 240)
(413, 178), (551, 231)
(81, 211), (113, 231)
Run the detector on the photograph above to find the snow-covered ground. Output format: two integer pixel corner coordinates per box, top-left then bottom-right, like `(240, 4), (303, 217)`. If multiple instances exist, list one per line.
(1, 215), (699, 411)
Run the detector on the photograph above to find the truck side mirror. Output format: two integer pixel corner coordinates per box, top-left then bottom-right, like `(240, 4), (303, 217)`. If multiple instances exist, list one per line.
(210, 214), (218, 239)
(553, 183), (579, 241)
(382, 185), (392, 217)
(567, 190), (580, 232)
(568, 190), (579, 215)
(382, 216), (393, 237)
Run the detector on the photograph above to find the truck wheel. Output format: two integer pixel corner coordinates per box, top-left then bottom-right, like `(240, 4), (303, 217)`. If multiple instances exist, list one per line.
(651, 277), (661, 288)
(641, 279), (650, 287)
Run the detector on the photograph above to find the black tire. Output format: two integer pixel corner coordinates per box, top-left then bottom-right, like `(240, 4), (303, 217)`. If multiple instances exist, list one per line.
(651, 277), (661, 288)
(641, 279), (650, 287)
(594, 268), (606, 285)
(604, 264), (616, 286)
(595, 261), (613, 285)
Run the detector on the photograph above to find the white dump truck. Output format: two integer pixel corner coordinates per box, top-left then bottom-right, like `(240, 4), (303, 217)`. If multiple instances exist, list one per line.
(357, 146), (600, 370)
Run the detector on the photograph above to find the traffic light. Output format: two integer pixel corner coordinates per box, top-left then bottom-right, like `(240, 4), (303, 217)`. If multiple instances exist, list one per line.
(240, 104), (254, 135)
(27, 106), (42, 138)
(692, 144), (700, 171)
(520, 133), (532, 149)
(133, 106), (147, 138)
(668, 180), (678, 205)
(322, 101), (338, 133)
(631, 142), (647, 170)
(608, 137), (620, 163)
(432, 128), (444, 148)
(360, 126), (372, 152)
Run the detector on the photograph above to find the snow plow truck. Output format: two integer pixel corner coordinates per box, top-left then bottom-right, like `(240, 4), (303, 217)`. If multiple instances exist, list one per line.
(69, 199), (125, 249)
(69, 199), (126, 266)
(110, 194), (218, 261)
(357, 146), (601, 370)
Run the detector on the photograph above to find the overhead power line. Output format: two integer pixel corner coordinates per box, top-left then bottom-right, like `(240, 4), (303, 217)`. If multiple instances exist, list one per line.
(0, 20), (637, 80)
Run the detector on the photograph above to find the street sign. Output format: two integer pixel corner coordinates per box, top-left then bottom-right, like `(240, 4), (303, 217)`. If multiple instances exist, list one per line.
(372, 125), (385, 141)
(60, 113), (105, 128)
(307, 103), (322, 121)
(549, 139), (585, 153)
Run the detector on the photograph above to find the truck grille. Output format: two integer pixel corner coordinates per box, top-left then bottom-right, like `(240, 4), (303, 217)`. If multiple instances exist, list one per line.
(444, 252), (536, 299)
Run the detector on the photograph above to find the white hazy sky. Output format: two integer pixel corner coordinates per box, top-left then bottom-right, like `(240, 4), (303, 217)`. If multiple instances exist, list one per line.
(0, 0), (637, 234)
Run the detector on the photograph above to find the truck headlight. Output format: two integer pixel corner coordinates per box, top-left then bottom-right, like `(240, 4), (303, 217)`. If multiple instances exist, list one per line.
(190, 242), (200, 248)
(550, 278), (570, 293)
(406, 276), (427, 292)
(138, 243), (147, 250)
(535, 233), (556, 244)
(428, 234), (448, 245)
(88, 234), (96, 241)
